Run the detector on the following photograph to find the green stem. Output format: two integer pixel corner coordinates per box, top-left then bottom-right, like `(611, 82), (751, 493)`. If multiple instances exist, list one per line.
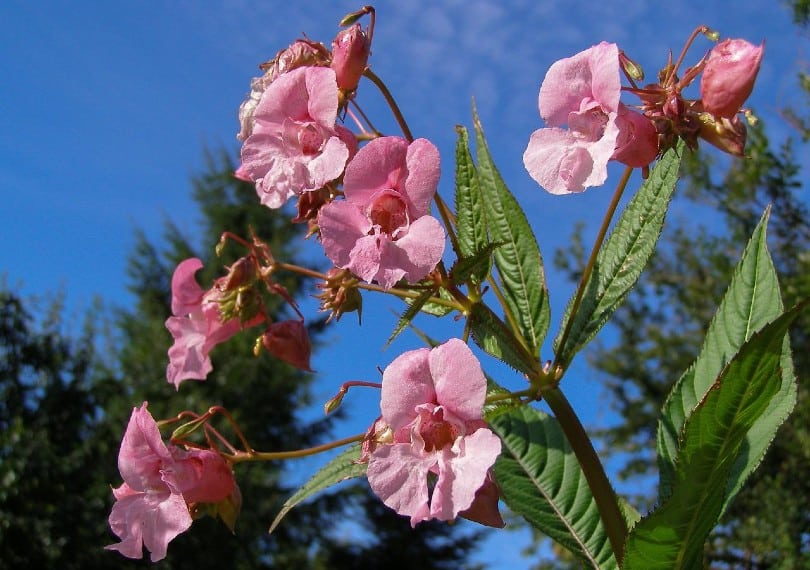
(552, 166), (633, 372)
(543, 387), (627, 563)
(230, 433), (365, 463)
(363, 68), (414, 142)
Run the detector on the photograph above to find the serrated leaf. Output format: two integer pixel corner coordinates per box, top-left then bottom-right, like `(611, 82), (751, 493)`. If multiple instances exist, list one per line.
(553, 143), (682, 366)
(387, 289), (437, 346)
(491, 407), (616, 570)
(657, 209), (795, 510)
(623, 305), (805, 569)
(450, 242), (500, 285)
(483, 376), (524, 420)
(455, 125), (489, 266)
(472, 109), (550, 355)
(269, 444), (366, 534)
(413, 287), (456, 317)
(469, 302), (539, 376)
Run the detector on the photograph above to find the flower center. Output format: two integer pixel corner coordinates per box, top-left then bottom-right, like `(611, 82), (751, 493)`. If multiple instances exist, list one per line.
(282, 119), (326, 156)
(368, 190), (409, 237)
(417, 407), (460, 452)
(568, 107), (609, 142)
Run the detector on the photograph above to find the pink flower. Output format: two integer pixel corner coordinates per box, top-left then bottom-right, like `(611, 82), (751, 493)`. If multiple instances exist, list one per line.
(700, 39), (764, 119)
(318, 136), (446, 289)
(366, 339), (502, 526)
(236, 66), (356, 209)
(523, 42), (622, 194)
(165, 258), (246, 388)
(106, 403), (236, 561)
(237, 40), (330, 141)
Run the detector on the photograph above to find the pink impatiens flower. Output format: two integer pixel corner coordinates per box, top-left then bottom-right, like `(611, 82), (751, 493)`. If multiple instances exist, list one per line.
(106, 403), (236, 562)
(236, 66), (356, 209)
(318, 136), (446, 289)
(524, 42), (660, 193)
(366, 339), (502, 526)
(700, 38), (764, 119)
(523, 42), (622, 194)
(165, 258), (258, 388)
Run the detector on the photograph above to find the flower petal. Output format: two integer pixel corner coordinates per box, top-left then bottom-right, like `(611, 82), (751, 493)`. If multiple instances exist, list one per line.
(367, 443), (434, 527)
(381, 347), (434, 431)
(430, 428), (502, 521)
(429, 338), (487, 421)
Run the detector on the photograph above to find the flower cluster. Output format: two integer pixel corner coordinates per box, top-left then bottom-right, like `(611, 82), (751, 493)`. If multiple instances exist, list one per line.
(106, 403), (237, 562)
(106, 7), (766, 563)
(524, 32), (763, 195)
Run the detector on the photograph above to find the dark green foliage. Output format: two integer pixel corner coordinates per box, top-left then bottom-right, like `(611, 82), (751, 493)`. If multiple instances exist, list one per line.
(556, 119), (810, 566)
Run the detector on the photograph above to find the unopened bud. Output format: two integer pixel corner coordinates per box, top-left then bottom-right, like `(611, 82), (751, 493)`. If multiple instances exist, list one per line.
(698, 112), (747, 156)
(221, 256), (257, 291)
(331, 24), (370, 92)
(700, 38), (764, 119)
(619, 51), (644, 81)
(324, 389), (346, 415)
(702, 27), (720, 42)
(261, 320), (313, 371)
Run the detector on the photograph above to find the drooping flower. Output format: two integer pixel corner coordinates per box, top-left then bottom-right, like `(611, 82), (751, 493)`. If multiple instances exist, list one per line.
(366, 339), (502, 526)
(236, 66), (356, 209)
(106, 403), (237, 562)
(165, 258), (254, 388)
(523, 42), (622, 194)
(318, 136), (446, 289)
(700, 38), (764, 119)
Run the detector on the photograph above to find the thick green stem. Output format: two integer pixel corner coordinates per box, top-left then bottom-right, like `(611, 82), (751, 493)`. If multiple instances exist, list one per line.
(543, 387), (627, 563)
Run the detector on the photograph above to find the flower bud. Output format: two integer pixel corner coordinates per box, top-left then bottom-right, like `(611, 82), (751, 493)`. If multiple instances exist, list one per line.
(700, 38), (764, 119)
(172, 449), (236, 505)
(261, 320), (313, 371)
(698, 112), (747, 156)
(331, 24), (370, 92)
(612, 104), (659, 168)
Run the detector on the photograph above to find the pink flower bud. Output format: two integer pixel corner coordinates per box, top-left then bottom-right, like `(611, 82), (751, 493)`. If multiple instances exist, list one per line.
(173, 449), (236, 505)
(261, 320), (313, 371)
(331, 24), (370, 92)
(700, 39), (764, 119)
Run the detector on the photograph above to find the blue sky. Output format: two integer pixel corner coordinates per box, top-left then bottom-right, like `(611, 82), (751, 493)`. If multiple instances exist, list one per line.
(2, 1), (808, 566)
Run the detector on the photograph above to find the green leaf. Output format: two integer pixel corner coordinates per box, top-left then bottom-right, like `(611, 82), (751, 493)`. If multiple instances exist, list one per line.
(449, 242), (500, 286)
(553, 144), (682, 366)
(483, 376), (524, 420)
(623, 305), (806, 569)
(472, 109), (550, 355)
(268, 444), (366, 534)
(387, 289), (439, 346)
(491, 407), (617, 570)
(656, 209), (795, 510)
(454, 125), (489, 273)
(469, 302), (539, 376)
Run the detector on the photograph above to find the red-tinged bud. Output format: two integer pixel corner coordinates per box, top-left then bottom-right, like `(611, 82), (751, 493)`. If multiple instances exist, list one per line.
(220, 256), (257, 291)
(700, 38), (764, 119)
(613, 104), (659, 168)
(173, 449), (236, 505)
(261, 320), (313, 371)
(698, 112), (747, 156)
(331, 24), (370, 92)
